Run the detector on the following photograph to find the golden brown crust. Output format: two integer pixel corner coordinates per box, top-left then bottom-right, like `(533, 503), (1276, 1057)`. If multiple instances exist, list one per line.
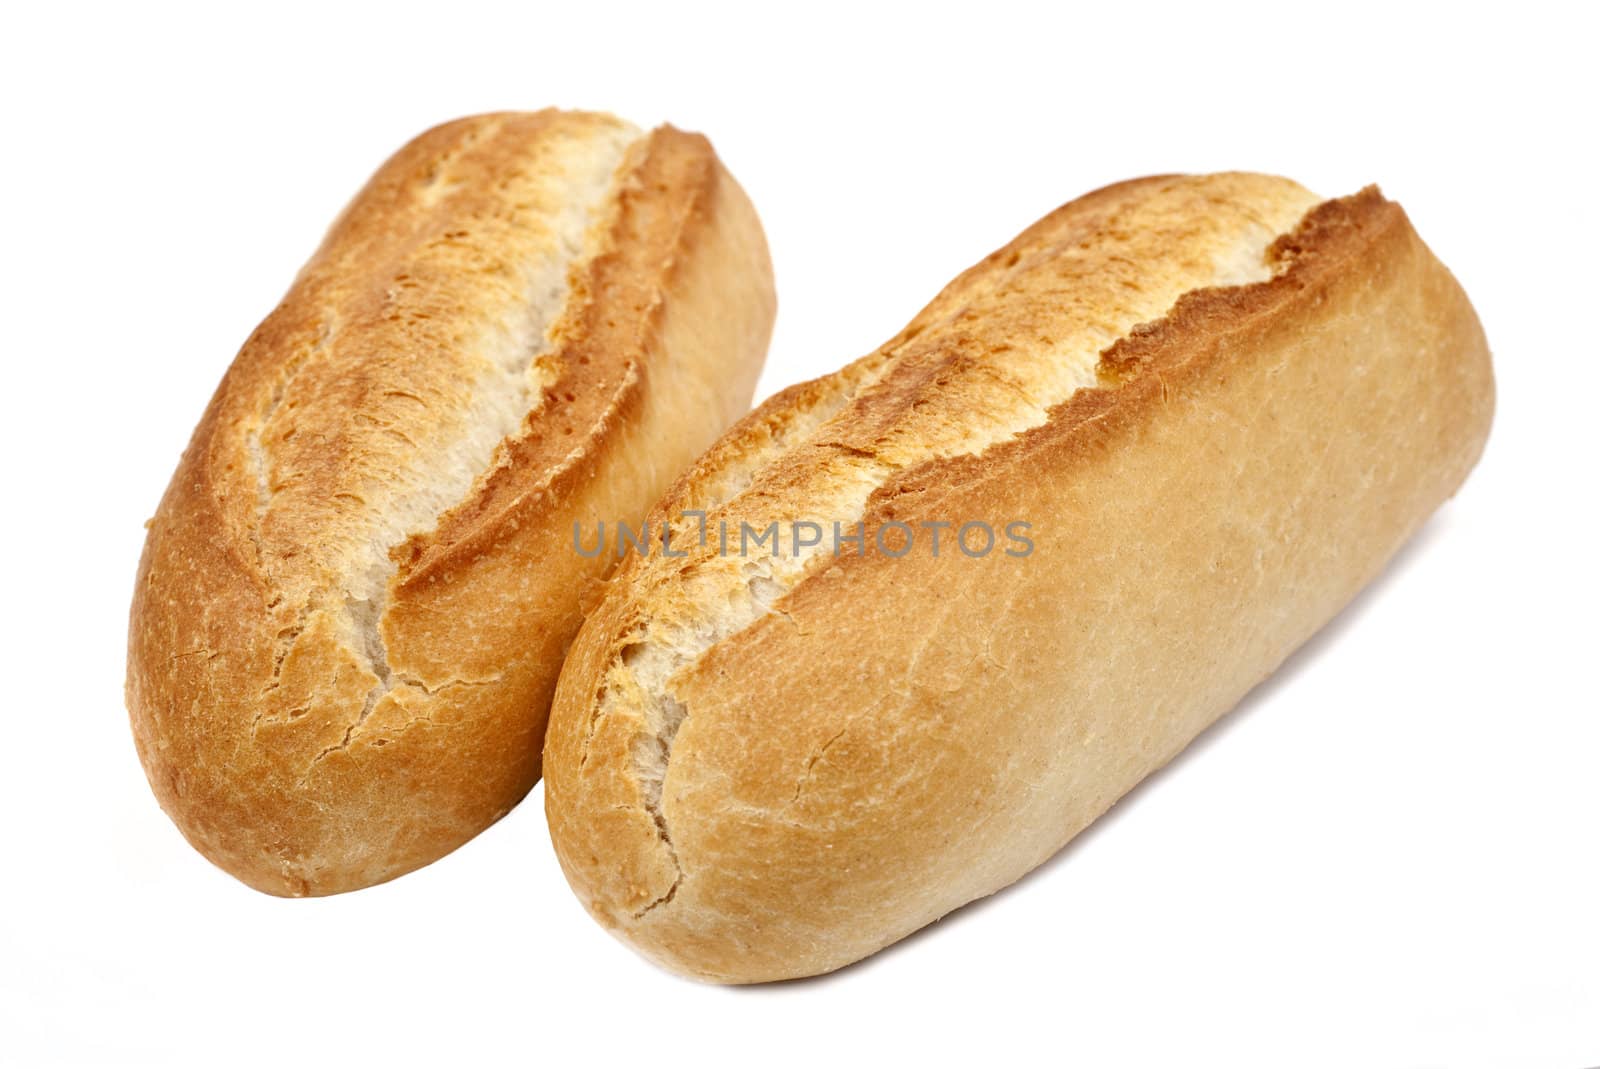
(543, 175), (1493, 981)
(126, 111), (774, 895)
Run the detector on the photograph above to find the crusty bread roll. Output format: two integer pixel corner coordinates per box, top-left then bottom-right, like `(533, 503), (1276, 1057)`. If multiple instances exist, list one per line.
(126, 110), (775, 895)
(543, 173), (1493, 981)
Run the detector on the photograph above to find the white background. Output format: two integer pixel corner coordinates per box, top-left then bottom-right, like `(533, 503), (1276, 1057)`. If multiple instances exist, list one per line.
(2, 2), (1595, 1066)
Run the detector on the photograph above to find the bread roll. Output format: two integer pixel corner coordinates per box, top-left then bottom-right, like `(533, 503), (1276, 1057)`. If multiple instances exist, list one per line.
(126, 110), (775, 895)
(543, 174), (1493, 981)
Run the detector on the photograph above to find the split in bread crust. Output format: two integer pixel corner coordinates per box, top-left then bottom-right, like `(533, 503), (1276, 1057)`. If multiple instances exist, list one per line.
(543, 173), (1494, 982)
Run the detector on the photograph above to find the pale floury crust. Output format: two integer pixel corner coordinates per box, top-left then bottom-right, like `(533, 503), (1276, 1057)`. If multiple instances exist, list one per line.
(543, 175), (1494, 982)
(126, 111), (776, 895)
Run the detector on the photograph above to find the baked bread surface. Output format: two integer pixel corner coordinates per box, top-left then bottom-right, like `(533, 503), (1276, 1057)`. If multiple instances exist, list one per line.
(542, 173), (1493, 981)
(127, 110), (775, 895)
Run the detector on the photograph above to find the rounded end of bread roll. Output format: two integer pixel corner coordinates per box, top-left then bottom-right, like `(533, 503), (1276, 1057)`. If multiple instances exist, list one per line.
(127, 553), (548, 897)
(544, 589), (873, 981)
